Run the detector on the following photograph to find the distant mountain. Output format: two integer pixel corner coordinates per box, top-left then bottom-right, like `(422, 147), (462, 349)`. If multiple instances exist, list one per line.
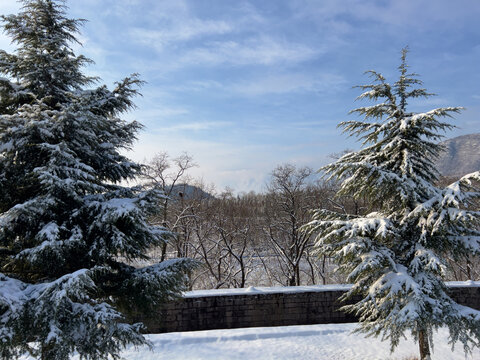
(169, 183), (214, 200)
(435, 133), (480, 177)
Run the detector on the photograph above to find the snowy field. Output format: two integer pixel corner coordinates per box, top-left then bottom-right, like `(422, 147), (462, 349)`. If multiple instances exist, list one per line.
(22, 323), (480, 360)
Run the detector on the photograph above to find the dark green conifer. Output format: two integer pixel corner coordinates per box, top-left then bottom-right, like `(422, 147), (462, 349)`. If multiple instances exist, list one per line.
(0, 1), (196, 359)
(304, 49), (480, 360)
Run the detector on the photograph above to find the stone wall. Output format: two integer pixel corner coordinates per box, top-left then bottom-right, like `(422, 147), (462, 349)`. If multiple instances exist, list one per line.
(128, 284), (480, 334)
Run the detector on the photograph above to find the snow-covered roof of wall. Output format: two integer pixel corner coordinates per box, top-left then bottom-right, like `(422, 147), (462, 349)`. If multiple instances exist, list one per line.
(183, 281), (480, 298)
(445, 280), (480, 288)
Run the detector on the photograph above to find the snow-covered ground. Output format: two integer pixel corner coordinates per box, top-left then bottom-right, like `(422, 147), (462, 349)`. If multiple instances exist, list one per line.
(21, 323), (480, 360)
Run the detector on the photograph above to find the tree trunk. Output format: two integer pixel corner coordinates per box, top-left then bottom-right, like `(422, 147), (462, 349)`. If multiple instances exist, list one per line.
(160, 241), (167, 261)
(321, 255), (327, 285)
(41, 343), (54, 360)
(418, 329), (431, 360)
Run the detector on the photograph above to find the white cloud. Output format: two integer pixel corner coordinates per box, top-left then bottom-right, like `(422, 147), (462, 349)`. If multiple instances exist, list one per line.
(173, 80), (224, 92)
(234, 2), (267, 27)
(180, 36), (319, 67)
(126, 0), (238, 53)
(131, 19), (232, 51)
(124, 1), (318, 68)
(126, 0), (268, 51)
(231, 72), (346, 96)
(130, 131), (338, 193)
(128, 118), (344, 193)
(290, 0), (480, 30)
(128, 133), (272, 192)
(133, 106), (190, 121)
(159, 121), (231, 132)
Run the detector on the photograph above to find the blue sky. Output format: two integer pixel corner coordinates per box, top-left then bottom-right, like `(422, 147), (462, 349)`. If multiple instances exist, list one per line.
(1, 0), (479, 192)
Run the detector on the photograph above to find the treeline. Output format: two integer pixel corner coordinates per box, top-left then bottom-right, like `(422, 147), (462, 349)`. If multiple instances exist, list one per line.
(141, 152), (479, 290)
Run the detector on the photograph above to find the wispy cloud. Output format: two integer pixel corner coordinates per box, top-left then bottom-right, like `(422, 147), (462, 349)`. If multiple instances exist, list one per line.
(290, 0), (480, 30)
(2, 0), (477, 193)
(126, 0), (266, 53)
(159, 121), (231, 132)
(123, 1), (318, 69)
(179, 36), (319, 67)
(140, 106), (190, 119)
(131, 20), (232, 51)
(231, 72), (346, 96)
(130, 133), (278, 193)
(172, 80), (224, 92)
(130, 128), (335, 193)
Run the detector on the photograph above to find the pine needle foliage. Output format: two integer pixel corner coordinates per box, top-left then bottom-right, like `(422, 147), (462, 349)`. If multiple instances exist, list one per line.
(303, 48), (480, 359)
(0, 1), (196, 359)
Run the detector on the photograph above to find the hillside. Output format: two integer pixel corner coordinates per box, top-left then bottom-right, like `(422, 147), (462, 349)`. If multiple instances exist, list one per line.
(436, 133), (480, 177)
(170, 183), (214, 200)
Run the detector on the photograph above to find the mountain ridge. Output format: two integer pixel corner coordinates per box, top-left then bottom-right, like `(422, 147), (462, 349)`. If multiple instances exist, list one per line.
(435, 133), (480, 177)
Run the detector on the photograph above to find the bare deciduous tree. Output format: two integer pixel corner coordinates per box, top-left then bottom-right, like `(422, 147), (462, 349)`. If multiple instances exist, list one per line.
(143, 152), (196, 260)
(263, 164), (316, 286)
(189, 190), (257, 288)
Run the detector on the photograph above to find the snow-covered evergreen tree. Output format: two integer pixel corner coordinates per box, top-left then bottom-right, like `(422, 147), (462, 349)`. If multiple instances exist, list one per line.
(0, 1), (196, 359)
(304, 49), (480, 360)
